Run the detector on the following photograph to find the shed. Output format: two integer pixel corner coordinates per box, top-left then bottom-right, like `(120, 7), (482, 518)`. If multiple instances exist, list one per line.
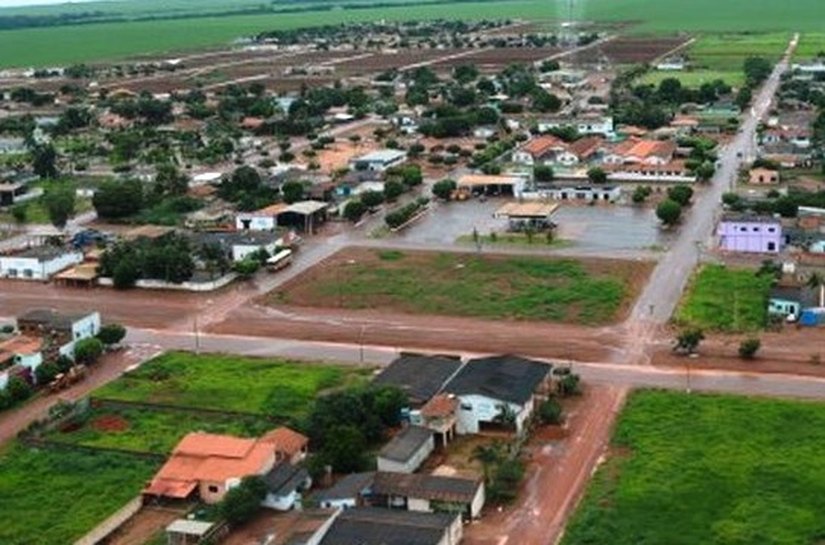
(166, 520), (214, 545)
(377, 425), (434, 474)
(494, 201), (558, 231)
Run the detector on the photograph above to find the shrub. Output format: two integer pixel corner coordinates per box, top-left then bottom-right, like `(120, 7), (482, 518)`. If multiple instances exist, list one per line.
(385, 199), (428, 229)
(538, 398), (563, 424)
(219, 476), (267, 526)
(6, 376), (32, 403)
(35, 362), (60, 385)
(343, 200), (367, 222)
(97, 324), (127, 346)
(739, 338), (761, 360)
(74, 337), (104, 364)
(432, 179), (457, 200)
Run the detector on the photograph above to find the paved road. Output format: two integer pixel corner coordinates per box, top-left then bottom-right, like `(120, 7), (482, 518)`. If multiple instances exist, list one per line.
(630, 34), (799, 325)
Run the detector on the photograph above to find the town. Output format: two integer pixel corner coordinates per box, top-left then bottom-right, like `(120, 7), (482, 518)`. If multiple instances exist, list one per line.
(2, 4), (825, 545)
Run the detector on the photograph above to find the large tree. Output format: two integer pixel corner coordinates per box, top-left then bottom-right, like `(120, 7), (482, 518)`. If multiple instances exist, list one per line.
(42, 185), (76, 229)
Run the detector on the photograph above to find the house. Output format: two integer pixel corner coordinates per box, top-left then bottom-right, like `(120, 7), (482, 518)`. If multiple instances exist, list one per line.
(369, 471), (485, 520)
(494, 201), (558, 231)
(537, 115), (614, 138)
(236, 203), (288, 231)
(261, 462), (312, 511)
(260, 426), (309, 464)
(235, 201), (328, 234)
(606, 161), (697, 184)
(144, 426), (308, 504)
(749, 167), (780, 185)
(373, 354), (464, 407)
(716, 214), (782, 254)
(0, 137), (25, 155)
(412, 394), (459, 447)
(0, 336), (42, 389)
(318, 508), (462, 545)
(192, 231), (283, 262)
(531, 185), (622, 203)
(603, 139), (677, 166)
(17, 309), (100, 360)
(376, 425), (434, 474)
(0, 246), (84, 281)
(315, 472), (376, 510)
(349, 150), (407, 172)
(768, 285), (817, 319)
(456, 174), (527, 198)
(512, 135), (567, 166)
(443, 355), (552, 435)
(656, 56), (686, 71)
(0, 182), (30, 207)
(165, 520), (215, 545)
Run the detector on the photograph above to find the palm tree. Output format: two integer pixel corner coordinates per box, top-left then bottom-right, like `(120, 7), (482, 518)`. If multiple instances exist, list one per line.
(472, 443), (503, 482)
(807, 272), (825, 308)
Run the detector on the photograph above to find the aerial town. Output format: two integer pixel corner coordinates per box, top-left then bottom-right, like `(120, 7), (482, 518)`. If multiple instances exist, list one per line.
(1, 1), (825, 544)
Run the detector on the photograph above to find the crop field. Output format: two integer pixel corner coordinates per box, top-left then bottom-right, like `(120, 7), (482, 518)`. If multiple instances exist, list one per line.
(675, 264), (772, 332)
(271, 248), (651, 325)
(795, 33), (825, 60)
(562, 390), (825, 545)
(0, 443), (158, 545)
(690, 33), (789, 71)
(0, 0), (823, 68)
(94, 351), (372, 417)
(639, 69), (745, 89)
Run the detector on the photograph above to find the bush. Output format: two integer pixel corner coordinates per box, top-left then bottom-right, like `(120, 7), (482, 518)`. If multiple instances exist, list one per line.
(632, 185), (652, 204)
(385, 199), (428, 229)
(432, 179), (457, 200)
(383, 180), (405, 202)
(538, 398), (563, 424)
(233, 259), (260, 277)
(667, 185), (694, 206)
(219, 476), (267, 526)
(6, 376), (32, 403)
(97, 323), (127, 346)
(35, 362), (60, 385)
(360, 190), (385, 209)
(739, 338), (761, 360)
(343, 200), (367, 223)
(656, 199), (682, 226)
(74, 337), (104, 364)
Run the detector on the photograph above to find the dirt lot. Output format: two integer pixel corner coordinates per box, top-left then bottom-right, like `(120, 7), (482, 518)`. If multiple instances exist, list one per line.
(575, 36), (691, 64)
(103, 505), (190, 545)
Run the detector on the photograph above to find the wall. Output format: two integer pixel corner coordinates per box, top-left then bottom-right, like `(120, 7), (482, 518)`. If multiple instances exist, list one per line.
(98, 273), (237, 292)
(0, 252), (82, 280)
(72, 496), (143, 545)
(233, 241), (278, 262)
(470, 481), (486, 519)
(235, 215), (276, 231)
(456, 395), (524, 435)
(407, 497), (431, 513)
(262, 490), (297, 511)
(376, 433), (434, 474)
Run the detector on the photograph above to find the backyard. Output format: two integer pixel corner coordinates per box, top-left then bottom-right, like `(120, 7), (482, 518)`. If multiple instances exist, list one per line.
(271, 248), (652, 325)
(0, 443), (158, 545)
(562, 390), (825, 545)
(675, 264), (773, 332)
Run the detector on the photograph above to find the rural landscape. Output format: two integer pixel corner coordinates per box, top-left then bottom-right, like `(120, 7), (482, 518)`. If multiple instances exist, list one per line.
(2, 0), (825, 544)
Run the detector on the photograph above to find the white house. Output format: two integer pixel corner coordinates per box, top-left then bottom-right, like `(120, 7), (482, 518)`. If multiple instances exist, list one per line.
(261, 462), (312, 511)
(443, 355), (552, 435)
(376, 425), (434, 473)
(16, 309), (101, 359)
(349, 149), (407, 172)
(0, 336), (43, 389)
(235, 203), (287, 231)
(370, 471), (485, 520)
(538, 115), (614, 138)
(315, 472), (376, 510)
(0, 247), (84, 281)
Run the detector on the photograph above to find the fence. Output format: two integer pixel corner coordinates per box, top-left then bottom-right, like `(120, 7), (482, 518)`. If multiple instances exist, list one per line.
(97, 273), (237, 292)
(73, 496), (143, 545)
(20, 435), (165, 461)
(91, 397), (280, 423)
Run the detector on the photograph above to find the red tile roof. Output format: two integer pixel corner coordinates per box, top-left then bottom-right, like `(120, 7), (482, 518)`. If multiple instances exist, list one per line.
(521, 135), (565, 157)
(420, 394), (459, 418)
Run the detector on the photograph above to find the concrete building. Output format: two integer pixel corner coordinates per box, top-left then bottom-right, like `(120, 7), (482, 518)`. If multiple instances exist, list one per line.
(369, 471), (485, 520)
(716, 214), (782, 254)
(0, 246), (84, 281)
(17, 309), (100, 360)
(318, 508), (462, 545)
(749, 167), (780, 185)
(537, 115), (614, 138)
(376, 425), (434, 474)
(349, 149), (407, 172)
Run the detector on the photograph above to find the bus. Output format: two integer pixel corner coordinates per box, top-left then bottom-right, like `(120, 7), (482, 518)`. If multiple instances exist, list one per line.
(266, 249), (293, 272)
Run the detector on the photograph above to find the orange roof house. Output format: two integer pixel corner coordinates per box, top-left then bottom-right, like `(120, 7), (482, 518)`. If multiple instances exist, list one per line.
(144, 427), (308, 504)
(605, 138), (676, 165)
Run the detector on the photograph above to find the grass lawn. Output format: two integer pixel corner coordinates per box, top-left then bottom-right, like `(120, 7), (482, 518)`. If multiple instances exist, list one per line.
(675, 264), (772, 332)
(562, 390), (825, 545)
(690, 33), (790, 72)
(795, 33), (825, 59)
(273, 248), (649, 325)
(45, 405), (273, 454)
(639, 69), (745, 89)
(94, 351), (372, 418)
(0, 442), (158, 545)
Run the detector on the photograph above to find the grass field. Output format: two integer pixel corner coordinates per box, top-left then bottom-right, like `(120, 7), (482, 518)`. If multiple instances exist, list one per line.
(0, 0), (822, 68)
(94, 351), (371, 418)
(639, 69), (745, 89)
(795, 33), (825, 59)
(690, 33), (790, 71)
(562, 390), (825, 545)
(675, 265), (772, 332)
(273, 248), (649, 325)
(0, 443), (158, 545)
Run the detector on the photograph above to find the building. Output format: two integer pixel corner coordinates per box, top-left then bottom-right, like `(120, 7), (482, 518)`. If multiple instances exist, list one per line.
(443, 355), (552, 435)
(0, 182), (29, 207)
(236, 201), (329, 234)
(412, 394), (459, 447)
(0, 246), (84, 281)
(716, 214), (782, 254)
(456, 174), (527, 198)
(17, 309), (100, 360)
(369, 471), (485, 520)
(349, 149), (407, 172)
(529, 185), (622, 203)
(768, 285), (817, 319)
(144, 426), (308, 504)
(606, 161), (697, 184)
(261, 462), (312, 511)
(512, 135), (567, 166)
(165, 520), (215, 545)
(0, 336), (42, 389)
(376, 425), (434, 474)
(192, 231), (283, 262)
(749, 167), (780, 185)
(656, 56), (686, 71)
(318, 508), (462, 545)
(537, 115), (614, 138)
(373, 354), (464, 407)
(494, 201), (559, 231)
(0, 137), (25, 155)
(315, 472), (376, 510)
(236, 203), (288, 231)
(557, 136), (603, 166)
(603, 139), (677, 166)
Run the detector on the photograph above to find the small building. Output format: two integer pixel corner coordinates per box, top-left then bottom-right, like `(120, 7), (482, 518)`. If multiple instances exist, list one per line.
(512, 135), (567, 166)
(456, 174), (527, 198)
(0, 336), (42, 389)
(0, 246), (84, 281)
(0, 137), (25, 155)
(236, 203), (288, 231)
(716, 214), (782, 254)
(376, 425), (434, 474)
(235, 201), (328, 234)
(768, 285), (817, 319)
(494, 201), (558, 231)
(373, 354), (464, 407)
(533, 185), (622, 203)
(656, 56), (686, 71)
(17, 309), (100, 360)
(0, 182), (29, 207)
(261, 462), (312, 511)
(603, 139), (677, 166)
(317, 508), (462, 545)
(315, 472), (376, 510)
(165, 520), (215, 545)
(443, 355), (552, 435)
(412, 394), (459, 447)
(369, 471), (485, 520)
(192, 231), (282, 262)
(349, 149), (407, 172)
(749, 167), (780, 185)
(537, 115), (614, 138)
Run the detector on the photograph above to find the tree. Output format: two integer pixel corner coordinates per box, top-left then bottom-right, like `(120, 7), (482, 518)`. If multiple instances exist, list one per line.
(538, 398), (563, 425)
(154, 164), (189, 196)
(557, 373), (581, 397)
(674, 328), (705, 355)
(738, 338), (761, 360)
(93, 179), (144, 219)
(735, 86), (753, 110)
(383, 180), (405, 202)
(531, 89), (561, 113)
(42, 185), (76, 229)
(587, 167), (607, 185)
(432, 179), (457, 201)
(343, 200), (367, 222)
(219, 476), (267, 526)
(371, 386), (407, 427)
(233, 258), (261, 278)
(281, 181), (304, 204)
(74, 337), (104, 364)
(534, 165), (554, 183)
(10, 204), (27, 223)
(656, 199), (682, 226)
(35, 362), (60, 385)
(113, 257), (141, 289)
(6, 376), (32, 404)
(743, 56), (772, 86)
(360, 190), (384, 209)
(667, 185), (694, 207)
(632, 185), (652, 204)
(32, 144), (58, 179)
(321, 425), (368, 473)
(694, 161), (716, 182)
(472, 443), (503, 481)
(97, 323), (127, 346)
(807, 272), (825, 308)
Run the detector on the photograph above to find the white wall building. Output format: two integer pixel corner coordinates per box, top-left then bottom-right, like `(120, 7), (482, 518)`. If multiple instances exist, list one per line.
(349, 149), (407, 172)
(0, 247), (84, 281)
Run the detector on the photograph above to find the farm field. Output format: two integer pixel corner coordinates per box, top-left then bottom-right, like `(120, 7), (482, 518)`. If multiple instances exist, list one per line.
(675, 264), (772, 332)
(0, 443), (158, 545)
(0, 0), (823, 68)
(562, 390), (825, 545)
(689, 33), (790, 72)
(271, 248), (651, 325)
(639, 69), (745, 89)
(94, 351), (372, 417)
(794, 33), (825, 59)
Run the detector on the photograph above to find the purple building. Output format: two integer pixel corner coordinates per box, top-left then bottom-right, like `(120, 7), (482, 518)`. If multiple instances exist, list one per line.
(716, 214), (782, 254)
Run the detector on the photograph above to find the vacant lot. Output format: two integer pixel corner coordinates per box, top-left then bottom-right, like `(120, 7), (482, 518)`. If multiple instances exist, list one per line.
(640, 69), (745, 89)
(0, 443), (158, 545)
(562, 390), (825, 545)
(95, 351), (371, 417)
(675, 265), (772, 332)
(272, 248), (651, 325)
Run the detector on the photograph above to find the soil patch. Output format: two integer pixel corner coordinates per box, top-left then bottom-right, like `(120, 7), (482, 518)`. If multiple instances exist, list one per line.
(92, 414), (129, 433)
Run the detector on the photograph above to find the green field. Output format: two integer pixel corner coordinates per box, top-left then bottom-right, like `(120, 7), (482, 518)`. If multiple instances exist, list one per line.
(562, 390), (825, 545)
(639, 69), (745, 89)
(0, 0), (823, 67)
(690, 33), (790, 71)
(795, 33), (825, 59)
(0, 443), (158, 545)
(676, 265), (772, 332)
(95, 351), (371, 417)
(275, 249), (648, 325)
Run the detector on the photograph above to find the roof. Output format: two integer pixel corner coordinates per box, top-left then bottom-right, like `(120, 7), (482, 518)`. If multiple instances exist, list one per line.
(166, 520), (214, 536)
(249, 203), (290, 217)
(457, 174), (522, 187)
(122, 225), (174, 241)
(750, 167), (779, 175)
(720, 213), (782, 225)
(521, 135), (565, 157)
(353, 149), (407, 163)
(10, 245), (77, 261)
(17, 309), (93, 331)
(54, 264), (99, 281)
(625, 139), (676, 160)
(319, 508), (457, 545)
(315, 472), (376, 502)
(286, 200), (328, 216)
(443, 355), (551, 405)
(263, 462), (309, 496)
(0, 335), (42, 357)
(770, 285), (817, 307)
(420, 394), (458, 419)
(260, 426), (309, 457)
(371, 471), (481, 503)
(378, 425), (433, 463)
(495, 201), (559, 219)
(566, 136), (603, 158)
(373, 355), (463, 406)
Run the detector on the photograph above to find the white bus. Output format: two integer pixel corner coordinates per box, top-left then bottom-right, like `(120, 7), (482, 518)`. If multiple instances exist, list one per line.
(266, 249), (293, 272)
